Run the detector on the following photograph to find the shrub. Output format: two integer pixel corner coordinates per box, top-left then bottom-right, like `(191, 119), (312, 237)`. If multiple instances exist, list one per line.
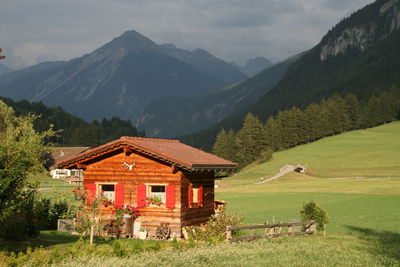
(34, 197), (51, 230)
(300, 200), (328, 231)
(33, 197), (75, 230)
(48, 198), (75, 229)
(0, 184), (40, 240)
(184, 208), (244, 241)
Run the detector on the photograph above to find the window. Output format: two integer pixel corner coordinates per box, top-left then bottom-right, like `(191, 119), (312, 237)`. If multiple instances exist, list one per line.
(100, 184), (115, 202)
(148, 185), (166, 204)
(188, 185), (203, 208)
(192, 187), (199, 203)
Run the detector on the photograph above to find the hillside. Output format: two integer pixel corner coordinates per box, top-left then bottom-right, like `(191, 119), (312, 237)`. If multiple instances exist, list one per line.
(214, 122), (400, 238)
(159, 43), (247, 84)
(0, 30), (243, 130)
(229, 121), (400, 184)
(141, 55), (296, 137)
(0, 96), (144, 147)
(230, 56), (273, 77)
(182, 0), (400, 149)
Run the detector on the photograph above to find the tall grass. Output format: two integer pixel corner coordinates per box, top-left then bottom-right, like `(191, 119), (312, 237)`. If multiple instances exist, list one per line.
(50, 235), (400, 267)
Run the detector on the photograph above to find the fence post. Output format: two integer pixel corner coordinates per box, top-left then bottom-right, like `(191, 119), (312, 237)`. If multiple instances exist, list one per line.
(226, 226), (232, 242)
(309, 220), (316, 234)
(288, 222), (293, 234)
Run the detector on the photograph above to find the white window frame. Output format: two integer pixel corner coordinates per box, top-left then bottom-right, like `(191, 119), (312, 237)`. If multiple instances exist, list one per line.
(145, 183), (168, 206)
(96, 182), (117, 202)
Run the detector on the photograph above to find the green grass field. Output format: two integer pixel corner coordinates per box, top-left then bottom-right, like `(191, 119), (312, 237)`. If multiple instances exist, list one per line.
(29, 173), (80, 204)
(1, 122), (399, 266)
(231, 121), (400, 184)
(216, 122), (400, 236)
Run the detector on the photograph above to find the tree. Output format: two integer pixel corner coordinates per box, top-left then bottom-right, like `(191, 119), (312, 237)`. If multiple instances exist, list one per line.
(235, 113), (265, 167)
(300, 200), (328, 231)
(0, 100), (55, 221)
(212, 128), (238, 162)
(344, 93), (362, 130)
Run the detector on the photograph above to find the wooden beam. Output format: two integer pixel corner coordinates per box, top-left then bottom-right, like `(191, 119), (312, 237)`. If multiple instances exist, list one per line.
(77, 163), (87, 170)
(171, 164), (179, 174)
(123, 146), (133, 156)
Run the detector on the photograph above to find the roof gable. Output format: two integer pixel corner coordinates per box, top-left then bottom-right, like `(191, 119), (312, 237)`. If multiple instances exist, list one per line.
(57, 137), (237, 171)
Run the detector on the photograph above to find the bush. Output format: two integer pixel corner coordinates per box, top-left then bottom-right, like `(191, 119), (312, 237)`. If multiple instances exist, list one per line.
(34, 197), (51, 230)
(34, 197), (76, 230)
(300, 200), (328, 231)
(0, 184), (40, 240)
(184, 208), (244, 241)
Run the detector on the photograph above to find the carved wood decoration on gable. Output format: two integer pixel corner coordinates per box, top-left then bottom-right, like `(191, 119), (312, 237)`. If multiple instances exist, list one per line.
(122, 161), (136, 171)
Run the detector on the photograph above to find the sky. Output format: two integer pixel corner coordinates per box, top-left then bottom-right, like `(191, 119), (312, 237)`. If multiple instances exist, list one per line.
(1, 0), (375, 69)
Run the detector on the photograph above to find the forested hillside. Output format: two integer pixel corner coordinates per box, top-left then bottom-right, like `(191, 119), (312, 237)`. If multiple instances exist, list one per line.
(0, 97), (145, 147)
(141, 55), (297, 137)
(212, 90), (400, 168)
(180, 0), (400, 150)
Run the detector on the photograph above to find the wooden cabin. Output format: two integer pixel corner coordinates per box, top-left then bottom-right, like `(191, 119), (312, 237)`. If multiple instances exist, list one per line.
(57, 137), (237, 236)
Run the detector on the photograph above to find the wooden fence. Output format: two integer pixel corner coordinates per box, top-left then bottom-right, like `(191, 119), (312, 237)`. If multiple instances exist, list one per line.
(226, 220), (316, 242)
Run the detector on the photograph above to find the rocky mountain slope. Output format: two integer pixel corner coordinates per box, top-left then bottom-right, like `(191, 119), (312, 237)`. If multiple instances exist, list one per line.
(0, 30), (244, 125)
(181, 0), (400, 150)
(159, 44), (247, 84)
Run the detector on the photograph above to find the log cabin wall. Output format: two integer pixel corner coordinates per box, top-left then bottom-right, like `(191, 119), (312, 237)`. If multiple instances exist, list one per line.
(180, 171), (215, 227)
(82, 147), (183, 235)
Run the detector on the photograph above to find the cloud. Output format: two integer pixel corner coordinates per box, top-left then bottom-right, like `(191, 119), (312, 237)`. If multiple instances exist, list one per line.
(0, 0), (374, 68)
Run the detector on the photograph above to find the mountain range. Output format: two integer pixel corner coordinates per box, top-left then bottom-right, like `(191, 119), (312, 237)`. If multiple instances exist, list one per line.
(139, 54), (297, 137)
(0, 30), (258, 134)
(180, 0), (400, 150)
(230, 57), (273, 77)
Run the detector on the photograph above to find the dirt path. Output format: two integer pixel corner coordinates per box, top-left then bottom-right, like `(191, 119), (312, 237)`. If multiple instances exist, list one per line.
(255, 165), (298, 184)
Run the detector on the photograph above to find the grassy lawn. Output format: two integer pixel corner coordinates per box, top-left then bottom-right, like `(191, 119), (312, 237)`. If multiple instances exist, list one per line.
(232, 121), (400, 184)
(215, 122), (400, 236)
(29, 173), (80, 204)
(26, 235), (400, 266)
(0, 231), (80, 253)
(217, 189), (400, 234)
(1, 123), (399, 266)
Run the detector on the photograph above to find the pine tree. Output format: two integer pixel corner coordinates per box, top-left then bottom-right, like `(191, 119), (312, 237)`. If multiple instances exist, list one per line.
(235, 113), (265, 167)
(344, 93), (362, 130)
(304, 103), (325, 142)
(212, 129), (230, 159)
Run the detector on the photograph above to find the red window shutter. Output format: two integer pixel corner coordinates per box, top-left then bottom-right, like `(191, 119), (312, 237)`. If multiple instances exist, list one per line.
(85, 184), (96, 204)
(188, 184), (193, 208)
(137, 185), (147, 207)
(115, 184), (125, 208)
(198, 186), (203, 207)
(166, 185), (175, 208)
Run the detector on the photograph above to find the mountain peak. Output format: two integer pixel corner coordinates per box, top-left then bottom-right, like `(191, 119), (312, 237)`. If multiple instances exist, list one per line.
(231, 56), (273, 77)
(105, 29), (159, 52)
(320, 0), (400, 61)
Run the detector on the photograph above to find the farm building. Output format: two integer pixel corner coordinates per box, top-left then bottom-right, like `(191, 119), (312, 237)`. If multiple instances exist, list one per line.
(45, 147), (89, 181)
(57, 136), (237, 236)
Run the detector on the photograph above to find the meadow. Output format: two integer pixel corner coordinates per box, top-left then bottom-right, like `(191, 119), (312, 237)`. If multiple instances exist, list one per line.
(1, 122), (399, 266)
(216, 122), (400, 234)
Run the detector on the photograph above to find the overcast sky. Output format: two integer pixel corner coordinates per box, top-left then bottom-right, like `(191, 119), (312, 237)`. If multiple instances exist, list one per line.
(1, 0), (374, 69)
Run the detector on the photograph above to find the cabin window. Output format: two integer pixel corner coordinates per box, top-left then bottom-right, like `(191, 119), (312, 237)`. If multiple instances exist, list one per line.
(100, 184), (115, 202)
(188, 185), (203, 208)
(148, 185), (166, 205)
(192, 187), (199, 203)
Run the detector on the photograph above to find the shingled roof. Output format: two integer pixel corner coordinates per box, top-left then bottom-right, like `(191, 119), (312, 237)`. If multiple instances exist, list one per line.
(57, 136), (237, 171)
